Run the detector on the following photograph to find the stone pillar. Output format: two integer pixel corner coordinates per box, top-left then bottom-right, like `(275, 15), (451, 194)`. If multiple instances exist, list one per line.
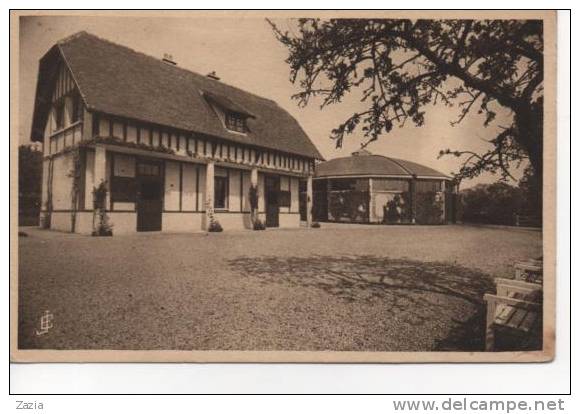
(440, 180), (447, 223)
(250, 167), (259, 224)
(368, 177), (373, 223)
(306, 174), (313, 227)
(82, 110), (93, 141)
(409, 177), (417, 224)
(92, 145), (108, 234)
(205, 161), (215, 229)
(250, 167), (258, 187)
(94, 145), (107, 186)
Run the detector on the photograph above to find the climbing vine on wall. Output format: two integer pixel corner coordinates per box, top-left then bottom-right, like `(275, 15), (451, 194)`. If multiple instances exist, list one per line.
(248, 184), (264, 230)
(92, 180), (113, 236)
(43, 157), (55, 229)
(67, 147), (82, 232)
(205, 199), (223, 232)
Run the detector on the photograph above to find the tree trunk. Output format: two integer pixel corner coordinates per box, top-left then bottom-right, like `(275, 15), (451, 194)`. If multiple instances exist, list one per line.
(514, 99), (543, 219)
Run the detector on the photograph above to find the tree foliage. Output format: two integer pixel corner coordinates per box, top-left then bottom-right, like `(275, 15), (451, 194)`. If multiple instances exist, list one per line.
(18, 145), (43, 225)
(19, 145), (43, 198)
(460, 182), (523, 225)
(270, 18), (543, 183)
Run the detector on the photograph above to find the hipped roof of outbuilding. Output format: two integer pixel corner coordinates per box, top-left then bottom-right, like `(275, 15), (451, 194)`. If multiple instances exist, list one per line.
(315, 149), (451, 180)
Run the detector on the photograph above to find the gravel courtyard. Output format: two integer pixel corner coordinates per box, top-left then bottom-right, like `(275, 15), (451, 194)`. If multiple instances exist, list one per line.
(18, 224), (542, 351)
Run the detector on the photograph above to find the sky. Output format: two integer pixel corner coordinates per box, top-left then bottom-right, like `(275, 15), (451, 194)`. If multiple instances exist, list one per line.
(18, 14), (525, 188)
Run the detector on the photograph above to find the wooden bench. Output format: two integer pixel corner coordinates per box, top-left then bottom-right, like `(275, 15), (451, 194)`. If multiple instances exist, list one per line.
(484, 278), (542, 351)
(514, 260), (543, 283)
(514, 214), (541, 228)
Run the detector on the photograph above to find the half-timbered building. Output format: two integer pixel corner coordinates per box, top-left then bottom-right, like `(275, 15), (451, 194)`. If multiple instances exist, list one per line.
(30, 32), (322, 234)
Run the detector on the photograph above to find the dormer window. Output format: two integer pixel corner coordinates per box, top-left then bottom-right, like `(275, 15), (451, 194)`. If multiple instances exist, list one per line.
(202, 90), (254, 134)
(225, 111), (247, 133)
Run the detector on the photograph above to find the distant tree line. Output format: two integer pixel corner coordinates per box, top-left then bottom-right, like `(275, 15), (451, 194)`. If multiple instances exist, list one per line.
(19, 144), (43, 226)
(459, 166), (541, 226)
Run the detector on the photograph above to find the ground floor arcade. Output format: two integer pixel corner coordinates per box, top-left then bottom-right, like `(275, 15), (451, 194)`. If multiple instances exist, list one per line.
(40, 144), (313, 234)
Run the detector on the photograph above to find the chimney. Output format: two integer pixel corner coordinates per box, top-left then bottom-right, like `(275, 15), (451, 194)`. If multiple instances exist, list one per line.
(206, 71), (220, 81)
(162, 53), (176, 65)
(352, 148), (372, 156)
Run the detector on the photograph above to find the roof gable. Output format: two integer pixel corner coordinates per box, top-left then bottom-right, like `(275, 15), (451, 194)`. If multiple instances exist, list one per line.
(32, 31), (323, 160)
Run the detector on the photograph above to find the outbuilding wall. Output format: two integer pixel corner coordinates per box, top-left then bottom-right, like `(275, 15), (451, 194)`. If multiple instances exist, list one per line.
(313, 177), (452, 225)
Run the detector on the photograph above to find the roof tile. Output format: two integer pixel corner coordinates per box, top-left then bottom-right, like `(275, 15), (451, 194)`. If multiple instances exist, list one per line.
(51, 32), (322, 159)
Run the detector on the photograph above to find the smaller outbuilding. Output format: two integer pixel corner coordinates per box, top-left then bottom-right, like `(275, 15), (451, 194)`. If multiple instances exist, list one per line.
(312, 149), (458, 225)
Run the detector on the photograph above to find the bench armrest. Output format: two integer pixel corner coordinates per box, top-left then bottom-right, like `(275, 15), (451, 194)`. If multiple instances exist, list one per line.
(495, 278), (543, 296)
(484, 293), (542, 310)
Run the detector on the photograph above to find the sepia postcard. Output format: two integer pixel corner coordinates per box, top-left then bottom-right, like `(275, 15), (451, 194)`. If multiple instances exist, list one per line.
(10, 10), (557, 363)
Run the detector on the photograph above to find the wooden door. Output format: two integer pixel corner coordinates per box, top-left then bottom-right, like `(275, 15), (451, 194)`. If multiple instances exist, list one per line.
(265, 175), (280, 227)
(137, 161), (163, 232)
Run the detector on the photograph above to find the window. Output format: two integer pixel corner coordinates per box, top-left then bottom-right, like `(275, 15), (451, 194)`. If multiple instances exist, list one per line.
(278, 190), (291, 207)
(137, 163), (160, 176)
(214, 176), (228, 209)
(415, 180), (443, 193)
(71, 92), (83, 123)
(225, 112), (247, 133)
(54, 101), (65, 130)
(329, 178), (369, 192)
(111, 177), (136, 202)
(372, 179), (409, 192)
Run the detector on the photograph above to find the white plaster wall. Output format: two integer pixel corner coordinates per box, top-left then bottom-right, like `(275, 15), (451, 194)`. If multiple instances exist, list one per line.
(50, 212), (73, 232)
(113, 202), (135, 211)
(290, 177), (299, 213)
(229, 170), (241, 212)
(99, 118), (109, 137)
(41, 159), (50, 211)
(140, 127), (150, 144)
(84, 150), (95, 210)
(241, 171), (251, 212)
(279, 213), (300, 228)
(169, 133), (178, 152)
(44, 112), (53, 156)
(214, 212), (252, 230)
(182, 163), (197, 211)
(112, 121), (124, 139)
(152, 130), (160, 147)
(178, 135), (188, 156)
(161, 132), (170, 148)
(126, 124), (137, 143)
(64, 128), (73, 148)
(201, 139), (209, 157)
(164, 161), (180, 211)
(72, 126), (82, 145)
(258, 173), (265, 212)
(70, 212), (94, 234)
(162, 212), (204, 232)
(105, 153), (112, 208)
(51, 153), (74, 210)
(107, 212), (137, 234)
(198, 166), (207, 210)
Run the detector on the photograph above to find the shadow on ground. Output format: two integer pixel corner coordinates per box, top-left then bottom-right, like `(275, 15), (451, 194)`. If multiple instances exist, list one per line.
(229, 255), (495, 351)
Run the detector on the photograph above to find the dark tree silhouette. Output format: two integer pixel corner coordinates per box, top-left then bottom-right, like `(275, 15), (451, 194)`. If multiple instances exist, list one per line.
(18, 145), (43, 225)
(270, 19), (543, 184)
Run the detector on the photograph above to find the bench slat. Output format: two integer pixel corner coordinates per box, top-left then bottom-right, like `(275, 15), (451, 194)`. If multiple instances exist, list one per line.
(504, 307), (529, 330)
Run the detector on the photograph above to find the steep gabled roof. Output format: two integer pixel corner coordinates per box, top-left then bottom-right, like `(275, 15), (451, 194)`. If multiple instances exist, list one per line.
(30, 31), (323, 160)
(315, 150), (450, 179)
